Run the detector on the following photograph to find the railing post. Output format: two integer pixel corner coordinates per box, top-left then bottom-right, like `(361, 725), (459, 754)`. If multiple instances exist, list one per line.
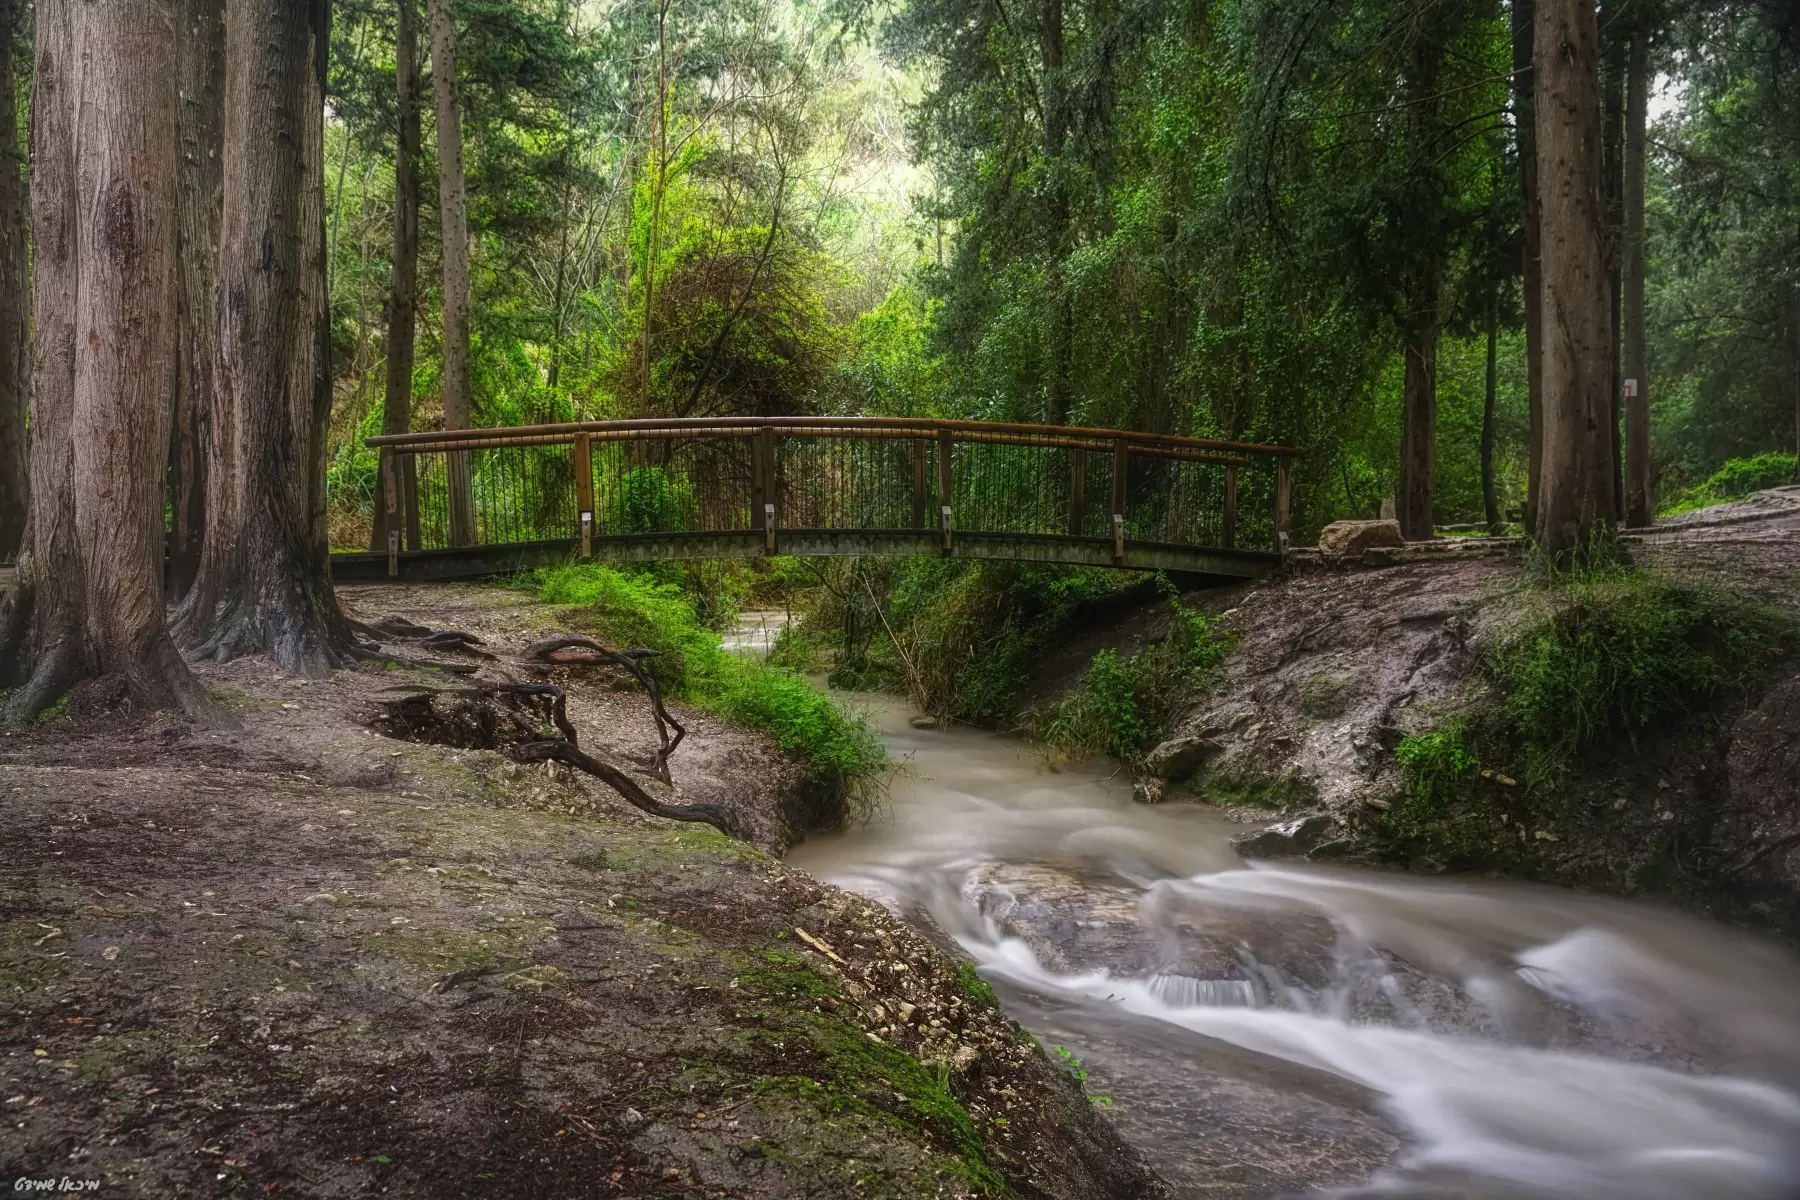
(1275, 457), (1292, 556)
(573, 432), (594, 558)
(912, 438), (927, 530)
(751, 431), (766, 533)
(937, 427), (953, 553)
(382, 450), (401, 578)
(1069, 448), (1086, 538)
(1112, 439), (1128, 563)
(1222, 465), (1237, 550)
(761, 426), (778, 555)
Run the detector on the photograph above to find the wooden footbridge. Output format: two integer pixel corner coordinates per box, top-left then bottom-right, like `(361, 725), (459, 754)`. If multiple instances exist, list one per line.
(328, 417), (1299, 584)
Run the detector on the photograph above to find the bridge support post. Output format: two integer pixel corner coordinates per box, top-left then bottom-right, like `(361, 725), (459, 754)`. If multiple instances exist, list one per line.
(760, 427), (778, 554)
(912, 439), (927, 529)
(1112, 440), (1128, 563)
(938, 428), (953, 553)
(1275, 458), (1292, 556)
(1069, 449), (1085, 537)
(574, 432), (594, 558)
(382, 452), (401, 578)
(1223, 465), (1237, 550)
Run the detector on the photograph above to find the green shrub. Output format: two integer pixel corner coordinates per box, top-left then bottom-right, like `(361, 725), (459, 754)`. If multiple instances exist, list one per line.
(609, 466), (692, 534)
(1660, 452), (1796, 515)
(533, 563), (884, 794)
(1487, 569), (1790, 786)
(1030, 584), (1234, 762)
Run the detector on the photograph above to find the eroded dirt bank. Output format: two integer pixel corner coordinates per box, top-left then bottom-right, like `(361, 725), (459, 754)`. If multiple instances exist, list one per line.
(1135, 488), (1800, 928)
(0, 584), (1162, 1198)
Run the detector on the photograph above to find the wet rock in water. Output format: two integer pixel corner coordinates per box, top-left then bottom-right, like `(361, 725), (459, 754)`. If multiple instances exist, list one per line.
(1231, 813), (1335, 858)
(1145, 733), (1222, 781)
(1132, 776), (1166, 805)
(1316, 519), (1405, 557)
(909, 714), (940, 730)
(1306, 837), (1357, 861)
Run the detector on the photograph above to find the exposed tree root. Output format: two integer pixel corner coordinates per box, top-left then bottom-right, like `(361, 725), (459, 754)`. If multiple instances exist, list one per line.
(522, 634), (685, 781)
(372, 682), (737, 838)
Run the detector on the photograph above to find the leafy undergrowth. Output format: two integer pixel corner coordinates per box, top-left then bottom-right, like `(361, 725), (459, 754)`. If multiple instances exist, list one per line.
(1658, 452), (1797, 516)
(1377, 566), (1794, 873)
(1029, 582), (1235, 763)
(535, 563), (885, 807)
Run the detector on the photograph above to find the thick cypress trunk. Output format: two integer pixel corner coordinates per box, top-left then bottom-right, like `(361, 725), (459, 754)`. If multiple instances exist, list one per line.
(1622, 24), (1652, 526)
(1601, 4), (1624, 516)
(168, 0), (226, 600)
(173, 0), (356, 676)
(0, 0), (29, 560)
(1399, 299), (1439, 542)
(1512, 0), (1545, 532)
(0, 0), (219, 725)
(1534, 0), (1617, 559)
(1482, 303), (1502, 534)
(373, 0), (422, 554)
(426, 0), (475, 545)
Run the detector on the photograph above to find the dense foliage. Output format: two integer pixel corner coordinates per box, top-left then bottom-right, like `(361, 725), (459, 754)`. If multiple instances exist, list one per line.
(535, 561), (885, 795)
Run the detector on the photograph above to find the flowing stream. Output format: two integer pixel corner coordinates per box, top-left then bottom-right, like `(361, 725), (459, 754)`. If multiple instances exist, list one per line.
(779, 696), (1800, 1199)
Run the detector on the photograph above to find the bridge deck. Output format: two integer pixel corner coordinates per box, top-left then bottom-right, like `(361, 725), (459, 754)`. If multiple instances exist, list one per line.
(333, 416), (1297, 582)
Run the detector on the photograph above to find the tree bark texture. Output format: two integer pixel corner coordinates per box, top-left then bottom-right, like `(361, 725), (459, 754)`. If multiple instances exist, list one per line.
(0, 0), (29, 560)
(1534, 0), (1618, 558)
(1397, 34), (1442, 544)
(1399, 310), (1439, 542)
(173, 0), (356, 676)
(1622, 24), (1651, 526)
(1512, 0), (1545, 532)
(0, 0), (219, 724)
(1483, 304), (1502, 534)
(1601, 3), (1624, 516)
(168, 0), (226, 600)
(427, 0), (476, 545)
(373, 0), (422, 553)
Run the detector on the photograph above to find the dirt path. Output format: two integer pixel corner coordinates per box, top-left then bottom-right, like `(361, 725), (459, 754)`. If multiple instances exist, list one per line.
(0, 584), (1161, 1199)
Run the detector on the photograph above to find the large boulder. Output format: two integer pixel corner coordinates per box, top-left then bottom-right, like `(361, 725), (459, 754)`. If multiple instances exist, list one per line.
(1144, 733), (1223, 781)
(1230, 813), (1336, 858)
(1316, 519), (1405, 556)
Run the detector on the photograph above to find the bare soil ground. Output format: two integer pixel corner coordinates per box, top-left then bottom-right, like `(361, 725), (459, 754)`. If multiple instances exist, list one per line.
(0, 584), (1162, 1199)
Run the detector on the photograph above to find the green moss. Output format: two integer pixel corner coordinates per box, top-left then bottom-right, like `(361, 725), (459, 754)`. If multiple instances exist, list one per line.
(957, 962), (999, 1009)
(1300, 672), (1354, 719)
(1187, 767), (1317, 811)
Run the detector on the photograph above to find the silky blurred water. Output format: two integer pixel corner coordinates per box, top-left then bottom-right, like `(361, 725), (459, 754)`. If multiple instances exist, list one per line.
(787, 697), (1800, 1199)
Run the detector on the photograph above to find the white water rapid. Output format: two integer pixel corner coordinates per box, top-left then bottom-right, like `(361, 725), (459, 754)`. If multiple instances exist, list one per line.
(786, 699), (1800, 1199)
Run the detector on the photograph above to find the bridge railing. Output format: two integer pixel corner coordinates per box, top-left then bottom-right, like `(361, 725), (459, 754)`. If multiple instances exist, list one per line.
(362, 417), (1299, 575)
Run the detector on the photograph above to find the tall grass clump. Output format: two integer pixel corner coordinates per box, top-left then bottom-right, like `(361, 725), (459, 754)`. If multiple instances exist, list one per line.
(1031, 583), (1234, 762)
(1381, 563), (1792, 863)
(534, 562), (884, 798)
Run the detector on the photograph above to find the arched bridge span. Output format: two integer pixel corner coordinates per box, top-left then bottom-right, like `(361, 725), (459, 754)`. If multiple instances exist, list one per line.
(328, 417), (1300, 585)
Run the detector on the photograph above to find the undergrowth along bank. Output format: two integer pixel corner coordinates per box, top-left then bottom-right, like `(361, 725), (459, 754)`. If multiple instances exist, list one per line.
(1029, 580), (1235, 763)
(534, 563), (885, 803)
(1381, 563), (1794, 867)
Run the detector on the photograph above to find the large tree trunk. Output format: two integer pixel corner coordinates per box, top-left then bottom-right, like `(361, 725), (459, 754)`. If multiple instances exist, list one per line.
(427, 0), (475, 545)
(0, 0), (29, 560)
(1601, 2), (1625, 516)
(373, 0), (422, 554)
(1399, 300), (1439, 542)
(173, 0), (356, 676)
(1040, 0), (1073, 426)
(1513, 0), (1545, 532)
(1482, 301), (1502, 534)
(168, 0), (227, 600)
(1534, 0), (1618, 559)
(1622, 23), (1652, 527)
(0, 0), (219, 725)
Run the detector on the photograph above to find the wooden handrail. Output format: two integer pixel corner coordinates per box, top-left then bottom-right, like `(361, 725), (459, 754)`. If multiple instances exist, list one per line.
(365, 415), (1304, 460)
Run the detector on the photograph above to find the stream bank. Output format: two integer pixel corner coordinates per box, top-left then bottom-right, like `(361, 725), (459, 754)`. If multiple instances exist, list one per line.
(0, 582), (1162, 1198)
